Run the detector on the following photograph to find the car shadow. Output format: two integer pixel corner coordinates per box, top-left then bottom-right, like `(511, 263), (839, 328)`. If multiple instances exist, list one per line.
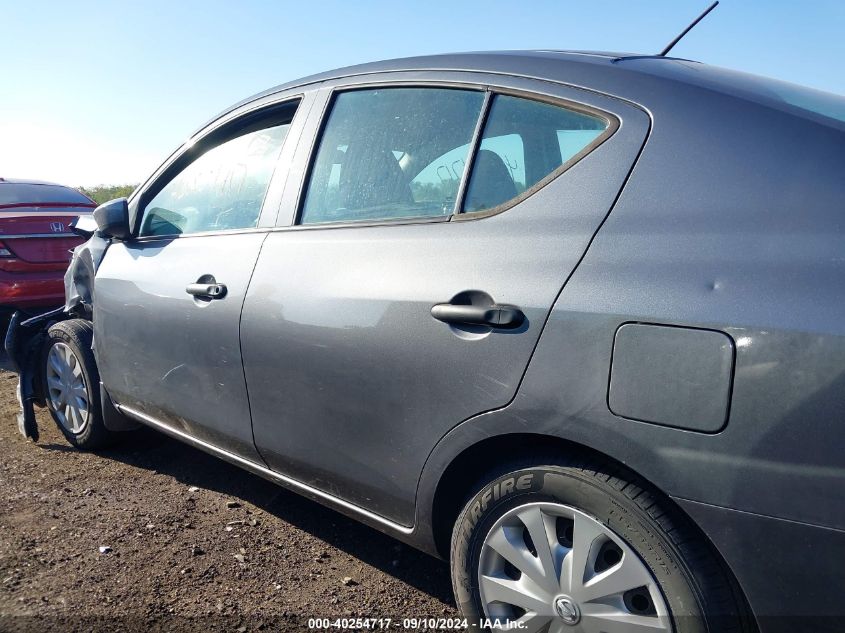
(38, 427), (455, 606)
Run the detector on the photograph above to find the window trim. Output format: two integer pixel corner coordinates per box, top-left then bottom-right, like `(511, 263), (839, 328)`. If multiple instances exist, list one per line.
(133, 98), (302, 241)
(293, 82), (619, 229)
(451, 90), (492, 215)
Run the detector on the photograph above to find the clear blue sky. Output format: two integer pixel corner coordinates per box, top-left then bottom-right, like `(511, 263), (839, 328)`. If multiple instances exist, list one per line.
(1, 0), (843, 187)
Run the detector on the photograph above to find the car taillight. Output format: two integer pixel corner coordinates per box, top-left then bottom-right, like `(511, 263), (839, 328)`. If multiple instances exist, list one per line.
(0, 242), (12, 257)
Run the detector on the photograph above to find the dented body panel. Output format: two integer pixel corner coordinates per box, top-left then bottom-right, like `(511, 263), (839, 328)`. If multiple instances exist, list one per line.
(63, 230), (110, 320)
(94, 233), (266, 462)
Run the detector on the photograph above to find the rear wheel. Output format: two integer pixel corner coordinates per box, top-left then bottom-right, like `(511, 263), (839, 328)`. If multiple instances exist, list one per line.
(450, 459), (752, 632)
(43, 319), (113, 449)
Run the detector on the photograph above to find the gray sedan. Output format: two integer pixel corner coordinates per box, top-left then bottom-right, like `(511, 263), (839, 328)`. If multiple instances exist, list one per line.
(6, 49), (845, 633)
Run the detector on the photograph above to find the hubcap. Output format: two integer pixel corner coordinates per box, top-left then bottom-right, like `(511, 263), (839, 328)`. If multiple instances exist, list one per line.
(46, 342), (89, 434)
(478, 502), (672, 632)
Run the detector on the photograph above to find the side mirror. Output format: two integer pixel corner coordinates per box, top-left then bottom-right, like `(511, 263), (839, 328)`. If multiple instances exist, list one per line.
(92, 198), (131, 240)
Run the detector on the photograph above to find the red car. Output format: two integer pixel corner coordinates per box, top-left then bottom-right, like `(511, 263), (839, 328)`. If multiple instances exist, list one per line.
(0, 178), (96, 322)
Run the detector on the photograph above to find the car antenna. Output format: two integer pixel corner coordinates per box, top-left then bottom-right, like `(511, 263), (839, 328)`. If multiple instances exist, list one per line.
(658, 1), (719, 57)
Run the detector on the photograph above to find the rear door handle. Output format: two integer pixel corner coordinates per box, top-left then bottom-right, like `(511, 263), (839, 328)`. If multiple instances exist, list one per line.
(431, 303), (524, 329)
(186, 283), (227, 299)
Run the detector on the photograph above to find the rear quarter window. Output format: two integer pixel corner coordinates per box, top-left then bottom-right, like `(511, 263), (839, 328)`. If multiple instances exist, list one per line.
(462, 95), (609, 213)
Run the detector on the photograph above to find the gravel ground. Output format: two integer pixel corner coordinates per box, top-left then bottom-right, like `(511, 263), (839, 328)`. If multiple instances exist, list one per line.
(0, 369), (458, 632)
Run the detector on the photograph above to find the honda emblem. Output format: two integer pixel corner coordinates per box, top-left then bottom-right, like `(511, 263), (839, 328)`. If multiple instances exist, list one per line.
(50, 222), (65, 233)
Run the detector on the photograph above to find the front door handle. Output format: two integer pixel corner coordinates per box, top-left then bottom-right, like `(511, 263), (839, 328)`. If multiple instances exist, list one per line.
(186, 283), (227, 299)
(431, 303), (524, 329)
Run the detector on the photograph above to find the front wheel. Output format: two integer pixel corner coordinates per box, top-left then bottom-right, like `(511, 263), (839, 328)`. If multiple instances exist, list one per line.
(42, 319), (114, 449)
(450, 460), (751, 632)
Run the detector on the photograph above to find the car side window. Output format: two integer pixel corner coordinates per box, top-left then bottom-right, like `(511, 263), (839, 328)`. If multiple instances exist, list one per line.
(140, 124), (290, 236)
(462, 95), (608, 213)
(300, 88), (485, 224)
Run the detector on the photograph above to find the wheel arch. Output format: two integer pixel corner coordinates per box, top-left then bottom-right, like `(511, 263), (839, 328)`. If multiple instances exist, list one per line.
(428, 432), (601, 558)
(423, 430), (756, 627)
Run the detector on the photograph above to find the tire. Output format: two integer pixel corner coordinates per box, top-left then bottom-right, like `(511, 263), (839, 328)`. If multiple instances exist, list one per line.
(42, 319), (114, 450)
(451, 457), (752, 633)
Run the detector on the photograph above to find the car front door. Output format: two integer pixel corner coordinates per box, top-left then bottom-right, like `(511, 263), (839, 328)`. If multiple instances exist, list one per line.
(240, 76), (649, 524)
(94, 96), (308, 461)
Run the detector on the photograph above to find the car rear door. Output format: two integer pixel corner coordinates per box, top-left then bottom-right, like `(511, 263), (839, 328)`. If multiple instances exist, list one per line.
(240, 75), (649, 525)
(94, 95), (312, 461)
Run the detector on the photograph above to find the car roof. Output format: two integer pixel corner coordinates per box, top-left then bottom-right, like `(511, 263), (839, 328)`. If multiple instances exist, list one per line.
(228, 50), (651, 107)
(210, 50), (844, 132)
(0, 178), (70, 187)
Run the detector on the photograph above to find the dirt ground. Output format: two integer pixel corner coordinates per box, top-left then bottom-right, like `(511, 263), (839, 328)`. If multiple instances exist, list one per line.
(0, 368), (458, 632)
